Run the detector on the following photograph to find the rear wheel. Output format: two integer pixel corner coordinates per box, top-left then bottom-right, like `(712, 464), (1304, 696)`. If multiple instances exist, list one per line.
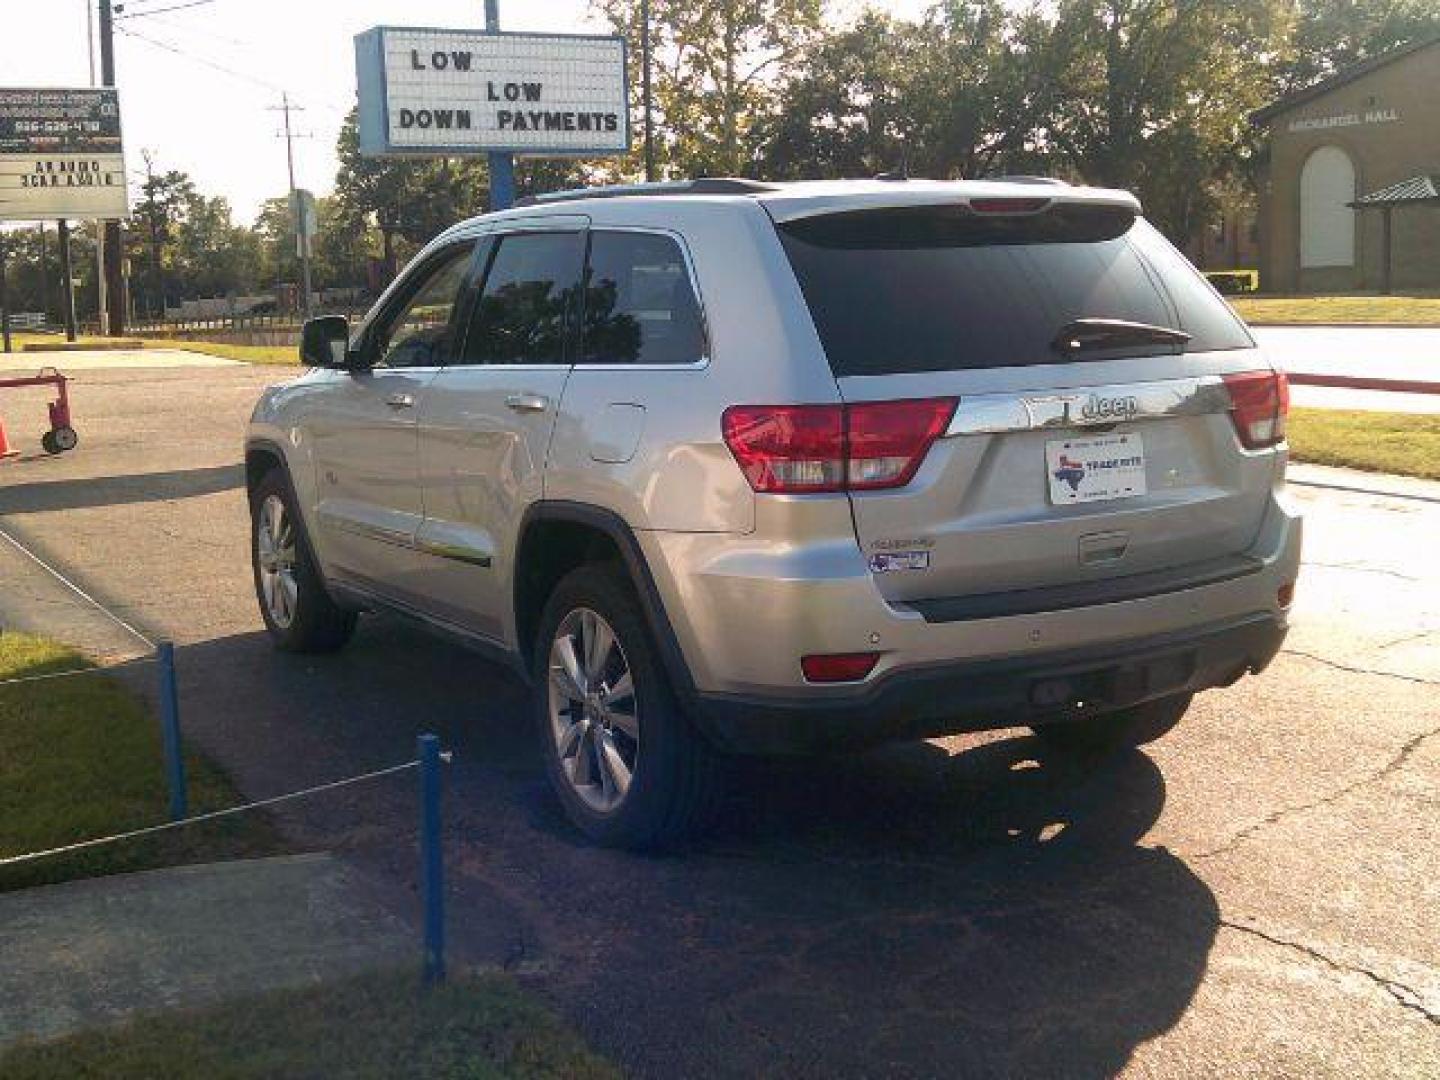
(534, 564), (720, 849)
(1030, 693), (1192, 754)
(250, 470), (356, 652)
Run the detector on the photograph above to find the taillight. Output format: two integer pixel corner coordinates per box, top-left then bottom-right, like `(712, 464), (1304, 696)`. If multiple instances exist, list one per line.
(1222, 370), (1289, 449)
(722, 398), (956, 494)
(721, 404), (844, 492)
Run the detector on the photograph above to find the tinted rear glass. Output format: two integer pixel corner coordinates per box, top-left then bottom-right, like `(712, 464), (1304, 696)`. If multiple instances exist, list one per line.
(777, 206), (1252, 377)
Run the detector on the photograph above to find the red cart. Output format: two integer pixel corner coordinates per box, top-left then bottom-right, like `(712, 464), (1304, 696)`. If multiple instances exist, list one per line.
(0, 367), (78, 455)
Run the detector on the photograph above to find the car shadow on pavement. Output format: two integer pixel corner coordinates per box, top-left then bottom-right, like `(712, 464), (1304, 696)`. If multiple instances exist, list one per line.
(167, 621), (1217, 1080)
(0, 465), (242, 514)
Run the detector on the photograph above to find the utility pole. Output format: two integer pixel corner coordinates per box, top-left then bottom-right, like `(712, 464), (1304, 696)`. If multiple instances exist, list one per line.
(142, 150), (164, 319)
(98, 0), (126, 334)
(269, 93), (313, 317)
(88, 0), (109, 333)
(484, 0), (516, 210)
(58, 220), (79, 342)
(0, 236), (12, 354)
(641, 0), (655, 182)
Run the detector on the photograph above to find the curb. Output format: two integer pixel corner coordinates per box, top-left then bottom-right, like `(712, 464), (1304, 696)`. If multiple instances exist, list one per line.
(1248, 322), (1440, 330)
(1287, 372), (1440, 395)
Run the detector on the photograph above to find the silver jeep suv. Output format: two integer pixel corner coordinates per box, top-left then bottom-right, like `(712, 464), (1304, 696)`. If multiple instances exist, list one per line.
(246, 178), (1301, 847)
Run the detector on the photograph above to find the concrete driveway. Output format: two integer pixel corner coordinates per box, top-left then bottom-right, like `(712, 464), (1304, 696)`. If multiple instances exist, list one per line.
(1, 360), (1437, 1077)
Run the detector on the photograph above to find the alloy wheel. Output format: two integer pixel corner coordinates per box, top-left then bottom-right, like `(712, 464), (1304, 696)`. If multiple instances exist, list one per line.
(255, 494), (299, 629)
(547, 607), (640, 813)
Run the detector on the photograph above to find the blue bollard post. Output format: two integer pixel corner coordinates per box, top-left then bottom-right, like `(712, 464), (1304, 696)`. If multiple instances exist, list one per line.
(419, 734), (446, 986)
(157, 642), (188, 821)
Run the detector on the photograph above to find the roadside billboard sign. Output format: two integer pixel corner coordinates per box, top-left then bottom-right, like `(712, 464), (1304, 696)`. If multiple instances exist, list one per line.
(354, 27), (628, 157)
(0, 87), (128, 220)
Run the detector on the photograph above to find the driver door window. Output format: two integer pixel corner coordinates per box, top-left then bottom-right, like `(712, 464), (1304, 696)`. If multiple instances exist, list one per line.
(371, 244), (475, 369)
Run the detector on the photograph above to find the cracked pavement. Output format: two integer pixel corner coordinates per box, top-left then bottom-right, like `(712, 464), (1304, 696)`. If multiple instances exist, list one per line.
(1, 363), (1437, 1076)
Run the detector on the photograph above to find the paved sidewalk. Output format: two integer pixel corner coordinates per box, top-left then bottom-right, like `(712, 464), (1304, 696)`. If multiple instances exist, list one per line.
(0, 348), (240, 371)
(0, 854), (414, 1046)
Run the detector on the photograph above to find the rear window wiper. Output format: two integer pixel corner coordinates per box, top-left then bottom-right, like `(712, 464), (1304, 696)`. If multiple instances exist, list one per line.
(1051, 318), (1191, 355)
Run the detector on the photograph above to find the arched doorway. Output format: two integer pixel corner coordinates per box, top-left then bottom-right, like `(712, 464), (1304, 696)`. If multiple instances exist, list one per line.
(1299, 146), (1356, 268)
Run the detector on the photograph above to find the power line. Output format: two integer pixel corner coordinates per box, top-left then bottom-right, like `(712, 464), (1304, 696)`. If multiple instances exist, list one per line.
(116, 0), (222, 20)
(114, 23), (284, 93)
(114, 23), (353, 114)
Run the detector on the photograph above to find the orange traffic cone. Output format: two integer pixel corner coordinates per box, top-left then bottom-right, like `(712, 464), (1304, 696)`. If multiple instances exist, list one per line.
(0, 416), (17, 459)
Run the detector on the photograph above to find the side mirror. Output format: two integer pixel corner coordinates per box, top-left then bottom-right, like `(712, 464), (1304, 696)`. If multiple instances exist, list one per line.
(300, 315), (353, 369)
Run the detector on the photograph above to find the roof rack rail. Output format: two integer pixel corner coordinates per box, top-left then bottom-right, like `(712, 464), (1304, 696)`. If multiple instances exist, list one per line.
(514, 177), (778, 208)
(986, 175), (1069, 186)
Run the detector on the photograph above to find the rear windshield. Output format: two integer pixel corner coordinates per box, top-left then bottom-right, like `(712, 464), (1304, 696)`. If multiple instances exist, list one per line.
(776, 205), (1252, 377)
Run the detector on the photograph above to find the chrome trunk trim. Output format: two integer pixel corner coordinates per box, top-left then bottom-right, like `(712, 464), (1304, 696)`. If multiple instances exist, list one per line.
(946, 376), (1231, 436)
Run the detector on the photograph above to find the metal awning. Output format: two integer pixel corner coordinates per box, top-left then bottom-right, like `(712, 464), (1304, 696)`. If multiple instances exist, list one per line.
(1344, 176), (1440, 293)
(1348, 175), (1440, 208)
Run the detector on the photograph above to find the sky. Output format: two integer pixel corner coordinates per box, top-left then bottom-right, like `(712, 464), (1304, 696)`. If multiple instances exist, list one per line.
(1, 0), (933, 227)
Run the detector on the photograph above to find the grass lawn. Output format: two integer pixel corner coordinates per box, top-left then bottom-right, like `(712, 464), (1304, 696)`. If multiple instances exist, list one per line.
(0, 969), (618, 1079)
(1287, 408), (1440, 481)
(1232, 294), (1440, 326)
(0, 633), (282, 892)
(5, 331), (299, 366)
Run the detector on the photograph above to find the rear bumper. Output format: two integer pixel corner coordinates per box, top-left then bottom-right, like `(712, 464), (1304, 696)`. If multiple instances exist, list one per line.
(692, 611), (1286, 754)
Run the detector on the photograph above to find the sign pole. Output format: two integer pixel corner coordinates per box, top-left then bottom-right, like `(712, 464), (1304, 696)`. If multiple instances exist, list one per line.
(483, 0), (516, 210)
(98, 0), (126, 335)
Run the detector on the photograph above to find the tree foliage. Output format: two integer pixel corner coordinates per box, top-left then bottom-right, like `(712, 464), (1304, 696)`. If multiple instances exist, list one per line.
(598, 0), (823, 176)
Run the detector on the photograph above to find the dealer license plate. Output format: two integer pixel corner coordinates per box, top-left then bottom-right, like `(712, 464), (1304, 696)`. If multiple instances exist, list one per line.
(1046, 433), (1147, 505)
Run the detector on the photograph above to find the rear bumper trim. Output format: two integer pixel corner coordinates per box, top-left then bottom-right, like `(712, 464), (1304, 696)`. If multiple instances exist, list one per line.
(691, 612), (1286, 754)
(906, 553), (1264, 623)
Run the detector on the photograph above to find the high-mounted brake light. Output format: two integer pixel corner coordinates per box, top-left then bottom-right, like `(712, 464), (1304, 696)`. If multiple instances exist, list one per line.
(968, 197), (1051, 214)
(722, 398), (956, 494)
(1223, 370), (1289, 449)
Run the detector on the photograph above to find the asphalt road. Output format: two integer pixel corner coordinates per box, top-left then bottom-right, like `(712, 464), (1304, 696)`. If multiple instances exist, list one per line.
(1, 360), (1437, 1078)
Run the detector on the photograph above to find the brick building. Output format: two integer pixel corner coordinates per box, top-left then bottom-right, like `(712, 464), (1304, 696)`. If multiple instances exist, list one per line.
(1252, 35), (1440, 293)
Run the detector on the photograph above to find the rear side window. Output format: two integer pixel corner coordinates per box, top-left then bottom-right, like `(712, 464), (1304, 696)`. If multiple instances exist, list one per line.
(464, 231), (585, 366)
(580, 231), (706, 365)
(777, 205), (1252, 377)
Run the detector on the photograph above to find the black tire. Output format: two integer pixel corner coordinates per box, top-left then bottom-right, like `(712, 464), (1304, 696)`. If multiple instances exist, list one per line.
(1030, 693), (1193, 754)
(249, 469), (357, 653)
(47, 426), (78, 453)
(533, 564), (721, 849)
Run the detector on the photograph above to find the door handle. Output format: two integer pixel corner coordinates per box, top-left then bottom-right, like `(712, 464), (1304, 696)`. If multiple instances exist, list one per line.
(505, 392), (549, 413)
(385, 392), (415, 410)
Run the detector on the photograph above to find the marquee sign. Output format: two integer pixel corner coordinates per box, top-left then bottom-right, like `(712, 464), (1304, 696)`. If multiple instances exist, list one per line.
(355, 27), (629, 157)
(0, 87), (128, 220)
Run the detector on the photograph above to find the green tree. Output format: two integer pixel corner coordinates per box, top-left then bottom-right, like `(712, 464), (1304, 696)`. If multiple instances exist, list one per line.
(1280, 0), (1439, 91)
(761, 2), (1060, 180)
(597, 0), (823, 177)
(1041, 0), (1292, 241)
(333, 110), (493, 281)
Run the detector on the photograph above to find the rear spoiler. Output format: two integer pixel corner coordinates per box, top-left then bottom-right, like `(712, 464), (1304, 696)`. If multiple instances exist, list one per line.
(759, 185), (1141, 224)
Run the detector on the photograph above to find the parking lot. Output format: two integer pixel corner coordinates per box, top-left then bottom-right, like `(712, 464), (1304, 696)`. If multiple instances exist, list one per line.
(1, 359), (1437, 1077)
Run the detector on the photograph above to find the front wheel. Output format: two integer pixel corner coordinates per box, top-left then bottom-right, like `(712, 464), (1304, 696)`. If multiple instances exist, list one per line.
(250, 471), (356, 653)
(1030, 693), (1193, 754)
(534, 564), (720, 849)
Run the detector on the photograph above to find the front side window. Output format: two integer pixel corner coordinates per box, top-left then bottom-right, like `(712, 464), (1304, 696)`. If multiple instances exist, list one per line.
(580, 231), (706, 365)
(463, 231), (585, 366)
(371, 243), (474, 369)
